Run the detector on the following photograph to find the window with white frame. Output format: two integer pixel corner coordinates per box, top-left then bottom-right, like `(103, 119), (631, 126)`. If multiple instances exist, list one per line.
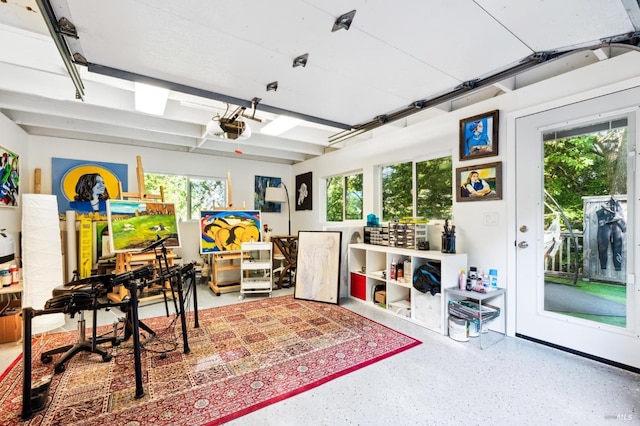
(144, 172), (227, 220)
(326, 172), (363, 222)
(381, 155), (452, 222)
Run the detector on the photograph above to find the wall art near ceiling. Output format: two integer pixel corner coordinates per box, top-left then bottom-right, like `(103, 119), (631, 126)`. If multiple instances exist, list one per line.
(295, 172), (312, 211)
(255, 175), (281, 213)
(459, 109), (499, 161)
(107, 200), (180, 253)
(52, 157), (127, 218)
(294, 231), (342, 305)
(200, 210), (261, 253)
(0, 146), (19, 207)
(456, 161), (503, 202)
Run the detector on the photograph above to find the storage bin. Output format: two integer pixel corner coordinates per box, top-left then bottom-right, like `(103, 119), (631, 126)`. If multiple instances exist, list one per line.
(0, 299), (22, 343)
(350, 272), (367, 300)
(374, 290), (386, 304)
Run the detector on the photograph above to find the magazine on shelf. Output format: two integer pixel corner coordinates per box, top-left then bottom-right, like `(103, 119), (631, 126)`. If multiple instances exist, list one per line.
(448, 300), (500, 322)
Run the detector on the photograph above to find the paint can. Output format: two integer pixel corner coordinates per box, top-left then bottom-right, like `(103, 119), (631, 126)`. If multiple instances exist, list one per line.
(9, 264), (19, 285)
(0, 267), (11, 287)
(448, 316), (469, 342)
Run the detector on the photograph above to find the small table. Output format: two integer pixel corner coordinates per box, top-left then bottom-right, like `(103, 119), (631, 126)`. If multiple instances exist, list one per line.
(445, 287), (506, 349)
(271, 235), (297, 289)
(0, 282), (23, 297)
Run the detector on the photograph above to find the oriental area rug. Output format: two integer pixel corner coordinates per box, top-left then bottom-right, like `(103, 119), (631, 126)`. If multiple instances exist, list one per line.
(0, 295), (420, 425)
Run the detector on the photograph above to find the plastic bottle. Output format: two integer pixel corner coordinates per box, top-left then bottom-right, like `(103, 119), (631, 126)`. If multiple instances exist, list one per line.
(390, 257), (396, 281)
(396, 259), (404, 281)
(459, 269), (466, 290)
(404, 259), (412, 283)
(489, 269), (498, 288)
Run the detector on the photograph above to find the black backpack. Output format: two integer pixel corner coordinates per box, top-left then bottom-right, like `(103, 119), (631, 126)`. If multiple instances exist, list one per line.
(413, 262), (441, 295)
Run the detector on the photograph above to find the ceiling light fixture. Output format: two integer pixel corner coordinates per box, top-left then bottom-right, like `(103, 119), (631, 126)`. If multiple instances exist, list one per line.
(332, 10), (356, 32)
(292, 53), (309, 68)
(134, 82), (169, 115)
(204, 105), (252, 140)
(266, 81), (278, 92)
(261, 116), (301, 136)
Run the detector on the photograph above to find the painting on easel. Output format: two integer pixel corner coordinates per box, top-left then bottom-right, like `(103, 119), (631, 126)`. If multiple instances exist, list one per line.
(107, 200), (181, 252)
(200, 210), (261, 253)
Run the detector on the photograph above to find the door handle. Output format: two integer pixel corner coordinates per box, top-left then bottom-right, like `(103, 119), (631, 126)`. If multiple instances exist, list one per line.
(518, 241), (529, 248)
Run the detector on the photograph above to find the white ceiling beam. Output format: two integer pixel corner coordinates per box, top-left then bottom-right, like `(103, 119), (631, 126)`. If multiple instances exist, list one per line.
(5, 110), (197, 147)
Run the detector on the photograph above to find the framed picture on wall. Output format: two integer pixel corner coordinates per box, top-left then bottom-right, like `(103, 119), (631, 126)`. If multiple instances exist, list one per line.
(52, 157), (128, 217)
(294, 231), (342, 305)
(254, 175), (281, 213)
(295, 172), (312, 211)
(0, 146), (19, 207)
(456, 161), (503, 202)
(459, 110), (499, 161)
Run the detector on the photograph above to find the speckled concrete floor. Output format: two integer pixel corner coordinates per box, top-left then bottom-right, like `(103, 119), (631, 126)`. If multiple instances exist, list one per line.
(2, 284), (639, 426)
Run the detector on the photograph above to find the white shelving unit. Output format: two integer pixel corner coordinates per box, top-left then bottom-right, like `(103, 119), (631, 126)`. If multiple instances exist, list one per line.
(348, 243), (467, 335)
(239, 242), (273, 300)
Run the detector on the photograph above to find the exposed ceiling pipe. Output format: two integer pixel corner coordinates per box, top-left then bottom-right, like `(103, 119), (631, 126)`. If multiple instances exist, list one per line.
(328, 38), (640, 146)
(86, 64), (351, 132)
(35, 0), (85, 100)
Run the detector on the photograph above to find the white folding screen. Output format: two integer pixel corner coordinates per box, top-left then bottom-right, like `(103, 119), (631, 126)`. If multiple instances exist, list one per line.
(22, 194), (65, 334)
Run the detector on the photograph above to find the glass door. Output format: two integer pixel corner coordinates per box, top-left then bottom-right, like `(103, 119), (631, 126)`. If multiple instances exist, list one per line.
(515, 88), (640, 369)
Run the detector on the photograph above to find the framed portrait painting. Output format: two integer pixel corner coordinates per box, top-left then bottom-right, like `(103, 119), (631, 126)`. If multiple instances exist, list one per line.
(52, 157), (127, 217)
(294, 231), (342, 305)
(295, 172), (312, 211)
(459, 110), (499, 161)
(456, 162), (503, 202)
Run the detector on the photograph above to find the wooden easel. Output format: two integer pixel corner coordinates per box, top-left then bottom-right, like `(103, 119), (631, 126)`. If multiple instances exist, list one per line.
(206, 170), (249, 296)
(107, 156), (174, 303)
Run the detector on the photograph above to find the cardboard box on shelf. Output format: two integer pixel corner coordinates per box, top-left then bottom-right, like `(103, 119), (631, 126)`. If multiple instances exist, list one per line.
(0, 299), (21, 343)
(374, 290), (386, 304)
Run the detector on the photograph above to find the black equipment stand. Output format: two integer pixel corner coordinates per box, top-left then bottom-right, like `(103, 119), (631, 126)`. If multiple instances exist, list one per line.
(40, 275), (117, 374)
(117, 266), (157, 342)
(140, 237), (192, 354)
(127, 276), (145, 399)
(21, 307), (52, 420)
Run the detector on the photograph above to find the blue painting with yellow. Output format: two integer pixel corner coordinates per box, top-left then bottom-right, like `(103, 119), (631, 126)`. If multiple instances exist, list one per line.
(52, 157), (128, 217)
(200, 210), (262, 253)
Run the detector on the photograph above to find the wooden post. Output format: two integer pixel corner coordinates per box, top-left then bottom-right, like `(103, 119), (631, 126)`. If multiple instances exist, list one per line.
(119, 155), (164, 201)
(34, 168), (41, 194)
(226, 169), (233, 208)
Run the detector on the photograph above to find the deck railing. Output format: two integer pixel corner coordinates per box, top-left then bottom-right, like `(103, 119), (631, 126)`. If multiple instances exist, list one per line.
(544, 231), (584, 277)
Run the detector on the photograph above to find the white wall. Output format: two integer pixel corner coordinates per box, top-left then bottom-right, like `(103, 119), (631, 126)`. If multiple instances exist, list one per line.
(0, 113), (29, 258)
(25, 138), (292, 264)
(292, 51), (640, 334)
(7, 51), (640, 335)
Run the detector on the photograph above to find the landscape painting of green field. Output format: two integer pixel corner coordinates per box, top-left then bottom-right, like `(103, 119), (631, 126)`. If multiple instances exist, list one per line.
(107, 200), (181, 252)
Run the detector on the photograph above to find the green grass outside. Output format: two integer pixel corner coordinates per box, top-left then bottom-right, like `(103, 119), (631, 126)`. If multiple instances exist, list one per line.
(545, 275), (627, 327)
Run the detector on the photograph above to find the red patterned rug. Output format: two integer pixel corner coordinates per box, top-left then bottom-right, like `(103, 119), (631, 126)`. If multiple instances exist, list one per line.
(1, 295), (420, 425)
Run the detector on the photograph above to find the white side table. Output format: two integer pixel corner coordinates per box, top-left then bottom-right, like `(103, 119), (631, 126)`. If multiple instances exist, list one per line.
(445, 287), (506, 349)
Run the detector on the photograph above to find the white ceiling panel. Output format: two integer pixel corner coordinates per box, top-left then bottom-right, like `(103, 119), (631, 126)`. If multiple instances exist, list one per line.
(477, 0), (635, 51)
(0, 0), (638, 164)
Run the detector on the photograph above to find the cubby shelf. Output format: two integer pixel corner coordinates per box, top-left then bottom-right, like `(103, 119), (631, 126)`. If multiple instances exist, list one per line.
(348, 243), (467, 335)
